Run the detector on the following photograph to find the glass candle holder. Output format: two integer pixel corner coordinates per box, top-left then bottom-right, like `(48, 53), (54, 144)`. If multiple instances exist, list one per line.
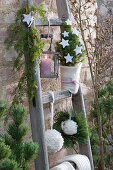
(40, 54), (51, 75)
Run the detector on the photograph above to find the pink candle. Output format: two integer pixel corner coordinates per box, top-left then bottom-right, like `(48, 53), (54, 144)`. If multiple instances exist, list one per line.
(41, 55), (51, 75)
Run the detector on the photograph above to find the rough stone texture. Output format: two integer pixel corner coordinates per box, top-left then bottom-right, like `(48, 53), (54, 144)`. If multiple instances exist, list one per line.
(0, 0), (19, 5)
(0, 0), (19, 91)
(49, 148), (74, 168)
(97, 0), (113, 19)
(4, 47), (18, 61)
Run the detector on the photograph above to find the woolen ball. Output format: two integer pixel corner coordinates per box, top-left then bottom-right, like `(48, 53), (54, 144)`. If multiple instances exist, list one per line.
(45, 129), (64, 153)
(62, 120), (78, 135)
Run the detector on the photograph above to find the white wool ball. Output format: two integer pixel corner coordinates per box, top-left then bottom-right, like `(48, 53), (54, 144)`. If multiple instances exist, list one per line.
(62, 120), (78, 135)
(45, 129), (64, 153)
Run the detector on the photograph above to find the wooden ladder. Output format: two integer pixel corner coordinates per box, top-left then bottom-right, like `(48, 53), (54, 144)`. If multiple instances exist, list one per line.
(20, 0), (94, 170)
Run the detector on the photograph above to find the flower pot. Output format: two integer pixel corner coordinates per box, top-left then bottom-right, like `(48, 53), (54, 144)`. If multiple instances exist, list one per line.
(60, 63), (82, 94)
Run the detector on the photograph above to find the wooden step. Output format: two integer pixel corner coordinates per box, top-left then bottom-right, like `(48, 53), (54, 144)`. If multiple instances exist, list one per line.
(42, 90), (71, 104)
(35, 18), (65, 26)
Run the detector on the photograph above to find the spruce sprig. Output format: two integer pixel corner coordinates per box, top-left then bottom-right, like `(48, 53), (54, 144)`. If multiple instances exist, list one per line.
(5, 4), (47, 103)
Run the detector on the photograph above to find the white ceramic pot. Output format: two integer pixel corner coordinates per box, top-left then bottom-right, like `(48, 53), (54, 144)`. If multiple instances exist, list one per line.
(60, 63), (82, 94)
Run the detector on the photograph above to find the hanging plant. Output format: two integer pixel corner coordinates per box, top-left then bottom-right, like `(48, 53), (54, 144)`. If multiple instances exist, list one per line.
(5, 4), (47, 104)
(53, 110), (88, 149)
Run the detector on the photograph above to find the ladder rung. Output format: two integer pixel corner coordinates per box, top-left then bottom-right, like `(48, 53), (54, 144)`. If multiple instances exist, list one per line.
(35, 18), (65, 26)
(42, 90), (71, 104)
(40, 75), (58, 78)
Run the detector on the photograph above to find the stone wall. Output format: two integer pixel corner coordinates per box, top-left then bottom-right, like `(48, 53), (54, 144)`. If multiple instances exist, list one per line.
(0, 0), (20, 96)
(97, 0), (113, 18)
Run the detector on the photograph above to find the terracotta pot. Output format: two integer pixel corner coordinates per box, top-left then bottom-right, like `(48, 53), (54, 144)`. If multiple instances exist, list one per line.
(60, 63), (82, 94)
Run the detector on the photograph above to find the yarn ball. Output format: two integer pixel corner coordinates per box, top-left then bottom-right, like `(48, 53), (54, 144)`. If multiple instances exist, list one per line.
(62, 120), (78, 135)
(45, 129), (64, 153)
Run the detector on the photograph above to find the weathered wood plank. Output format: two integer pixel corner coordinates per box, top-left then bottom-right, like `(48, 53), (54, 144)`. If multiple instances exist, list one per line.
(35, 18), (65, 26)
(72, 87), (94, 170)
(29, 65), (49, 170)
(41, 75), (58, 78)
(42, 90), (71, 104)
(56, 0), (70, 19)
(20, 1), (49, 170)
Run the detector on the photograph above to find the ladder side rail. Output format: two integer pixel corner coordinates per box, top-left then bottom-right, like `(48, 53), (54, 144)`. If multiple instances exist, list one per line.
(29, 64), (49, 170)
(20, 1), (49, 170)
(56, 0), (94, 169)
(72, 87), (94, 170)
(56, 0), (70, 19)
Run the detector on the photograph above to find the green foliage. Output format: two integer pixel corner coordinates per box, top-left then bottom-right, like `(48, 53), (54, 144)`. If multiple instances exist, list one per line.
(0, 98), (7, 119)
(0, 139), (19, 170)
(0, 104), (38, 170)
(90, 80), (113, 169)
(5, 4), (47, 103)
(0, 107), (19, 170)
(11, 105), (27, 125)
(0, 139), (11, 160)
(56, 22), (85, 66)
(8, 123), (29, 143)
(53, 110), (88, 149)
(23, 140), (38, 167)
(0, 159), (19, 170)
(7, 105), (29, 143)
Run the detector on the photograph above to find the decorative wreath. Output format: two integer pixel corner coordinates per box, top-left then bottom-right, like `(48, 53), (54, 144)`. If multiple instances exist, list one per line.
(53, 110), (88, 149)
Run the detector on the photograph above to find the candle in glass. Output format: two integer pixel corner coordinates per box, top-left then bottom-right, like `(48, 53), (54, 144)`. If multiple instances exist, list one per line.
(41, 54), (51, 75)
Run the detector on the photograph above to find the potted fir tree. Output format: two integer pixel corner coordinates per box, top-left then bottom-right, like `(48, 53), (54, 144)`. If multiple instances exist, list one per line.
(56, 19), (85, 94)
